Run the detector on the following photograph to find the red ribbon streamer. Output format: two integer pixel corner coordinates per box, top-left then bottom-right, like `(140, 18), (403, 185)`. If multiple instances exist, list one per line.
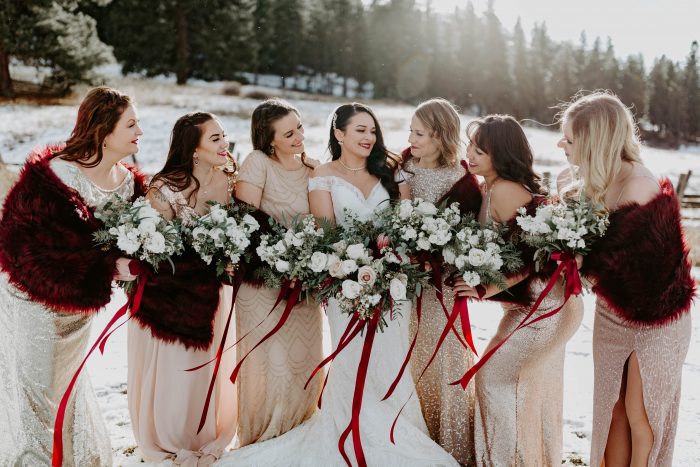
(229, 282), (303, 384)
(53, 263), (148, 467)
(195, 278), (241, 433)
(450, 251), (581, 389)
(382, 293), (421, 401)
(338, 312), (380, 467)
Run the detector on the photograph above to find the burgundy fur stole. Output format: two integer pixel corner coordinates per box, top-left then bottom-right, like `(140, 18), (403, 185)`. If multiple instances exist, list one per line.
(582, 178), (695, 326)
(134, 247), (222, 350)
(0, 145), (147, 314)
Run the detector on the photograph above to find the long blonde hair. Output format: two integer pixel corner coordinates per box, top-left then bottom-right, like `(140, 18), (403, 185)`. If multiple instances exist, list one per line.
(561, 91), (642, 206)
(413, 98), (461, 167)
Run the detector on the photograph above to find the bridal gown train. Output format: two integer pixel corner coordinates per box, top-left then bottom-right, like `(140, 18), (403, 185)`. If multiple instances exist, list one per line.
(218, 175), (458, 466)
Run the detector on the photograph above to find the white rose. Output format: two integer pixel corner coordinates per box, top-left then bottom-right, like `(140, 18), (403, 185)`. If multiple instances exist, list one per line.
(209, 206), (227, 223)
(462, 271), (481, 287)
(143, 231), (166, 254)
(138, 219), (158, 234)
(357, 265), (377, 287)
(454, 255), (468, 270)
(397, 201), (414, 219)
(401, 227), (417, 241)
(415, 201), (438, 216)
(332, 240), (347, 255)
(346, 243), (366, 261)
(468, 248), (488, 267)
(275, 259), (290, 273)
(389, 277), (407, 301)
(416, 237), (431, 250)
(328, 254), (345, 278)
(442, 247), (457, 264)
(341, 280), (362, 299)
(341, 259), (358, 275)
(117, 235), (140, 255)
(309, 251), (328, 273)
(242, 214), (260, 231)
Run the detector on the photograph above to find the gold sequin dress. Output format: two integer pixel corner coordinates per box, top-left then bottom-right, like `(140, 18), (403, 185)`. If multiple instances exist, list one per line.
(473, 185), (584, 466)
(0, 159), (127, 466)
(404, 158), (476, 465)
(234, 150), (324, 447)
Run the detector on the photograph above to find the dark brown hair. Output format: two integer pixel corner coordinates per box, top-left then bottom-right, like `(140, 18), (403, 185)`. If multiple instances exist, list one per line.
(151, 112), (236, 204)
(467, 115), (546, 195)
(54, 86), (132, 168)
(251, 98), (313, 168)
(328, 103), (400, 200)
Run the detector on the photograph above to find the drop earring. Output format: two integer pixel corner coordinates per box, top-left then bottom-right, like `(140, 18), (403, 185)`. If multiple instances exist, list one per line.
(270, 146), (275, 156)
(194, 152), (199, 165)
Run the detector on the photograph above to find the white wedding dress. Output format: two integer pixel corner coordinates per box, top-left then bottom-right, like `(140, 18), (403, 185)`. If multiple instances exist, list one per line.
(217, 176), (458, 466)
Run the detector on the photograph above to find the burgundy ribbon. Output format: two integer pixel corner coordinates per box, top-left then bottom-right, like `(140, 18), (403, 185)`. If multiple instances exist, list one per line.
(194, 278), (241, 433)
(338, 312), (380, 467)
(53, 261), (148, 467)
(450, 251), (581, 389)
(382, 293), (421, 401)
(229, 281), (303, 384)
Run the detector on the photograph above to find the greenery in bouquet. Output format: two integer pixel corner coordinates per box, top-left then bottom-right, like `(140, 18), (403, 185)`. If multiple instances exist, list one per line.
(93, 195), (185, 292)
(315, 211), (430, 331)
(442, 214), (523, 291)
(186, 201), (260, 278)
(515, 194), (609, 271)
(255, 214), (342, 297)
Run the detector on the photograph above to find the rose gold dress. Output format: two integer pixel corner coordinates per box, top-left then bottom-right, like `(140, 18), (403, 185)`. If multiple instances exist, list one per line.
(590, 172), (692, 467)
(127, 185), (237, 465)
(234, 150), (324, 447)
(405, 158), (476, 464)
(473, 185), (584, 466)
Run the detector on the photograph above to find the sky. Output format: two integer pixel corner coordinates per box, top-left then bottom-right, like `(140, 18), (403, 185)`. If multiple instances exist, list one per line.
(413, 0), (699, 64)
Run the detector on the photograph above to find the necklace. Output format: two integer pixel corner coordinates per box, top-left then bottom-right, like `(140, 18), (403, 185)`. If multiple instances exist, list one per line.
(199, 169), (216, 195)
(338, 158), (367, 175)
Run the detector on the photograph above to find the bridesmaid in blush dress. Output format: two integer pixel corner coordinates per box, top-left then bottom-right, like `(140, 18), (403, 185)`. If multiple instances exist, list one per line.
(233, 99), (324, 447)
(127, 112), (237, 465)
(557, 92), (693, 467)
(402, 98), (481, 465)
(452, 115), (583, 466)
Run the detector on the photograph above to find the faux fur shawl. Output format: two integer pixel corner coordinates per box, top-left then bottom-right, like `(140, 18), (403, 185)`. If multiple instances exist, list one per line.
(0, 145), (148, 313)
(582, 178), (695, 325)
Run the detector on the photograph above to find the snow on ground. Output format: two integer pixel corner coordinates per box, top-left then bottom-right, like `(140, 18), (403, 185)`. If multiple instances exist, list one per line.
(2, 74), (700, 465)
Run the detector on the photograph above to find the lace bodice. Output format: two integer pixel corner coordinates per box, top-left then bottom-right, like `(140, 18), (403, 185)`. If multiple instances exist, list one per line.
(50, 158), (135, 207)
(308, 175), (391, 227)
(155, 184), (201, 226)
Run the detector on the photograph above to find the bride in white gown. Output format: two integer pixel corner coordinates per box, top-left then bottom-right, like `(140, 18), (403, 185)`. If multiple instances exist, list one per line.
(218, 104), (459, 466)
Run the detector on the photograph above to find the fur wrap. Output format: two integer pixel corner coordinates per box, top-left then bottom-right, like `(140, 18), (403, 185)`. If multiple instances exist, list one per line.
(0, 145), (147, 313)
(582, 178), (695, 326)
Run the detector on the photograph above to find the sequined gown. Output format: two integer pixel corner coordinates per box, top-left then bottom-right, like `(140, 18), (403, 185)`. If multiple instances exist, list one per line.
(589, 171), (692, 467)
(404, 158), (476, 464)
(127, 184), (237, 465)
(234, 150), (324, 447)
(0, 158), (124, 466)
(473, 185), (584, 466)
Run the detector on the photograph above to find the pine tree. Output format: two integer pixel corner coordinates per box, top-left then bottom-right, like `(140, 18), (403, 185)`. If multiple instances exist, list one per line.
(455, 1), (481, 110)
(682, 41), (700, 139)
(511, 18), (531, 119)
(529, 22), (554, 121)
(0, 0), (113, 98)
(600, 37), (620, 93)
(480, 0), (512, 114)
(618, 54), (646, 117)
(549, 42), (578, 108)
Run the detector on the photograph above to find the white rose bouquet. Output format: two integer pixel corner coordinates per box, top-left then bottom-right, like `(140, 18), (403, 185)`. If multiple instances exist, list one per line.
(373, 198), (462, 258)
(93, 195), (184, 285)
(515, 195), (609, 271)
(315, 215), (428, 330)
(255, 214), (341, 296)
(443, 214), (522, 292)
(186, 201), (260, 278)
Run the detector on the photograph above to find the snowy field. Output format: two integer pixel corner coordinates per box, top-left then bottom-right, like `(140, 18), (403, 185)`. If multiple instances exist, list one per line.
(1, 72), (699, 465)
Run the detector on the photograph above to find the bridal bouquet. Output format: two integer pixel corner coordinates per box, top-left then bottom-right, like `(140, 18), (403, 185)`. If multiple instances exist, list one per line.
(256, 214), (341, 296)
(187, 201), (260, 278)
(315, 214), (428, 330)
(515, 196), (609, 271)
(442, 215), (523, 290)
(372, 198), (462, 257)
(93, 195), (184, 277)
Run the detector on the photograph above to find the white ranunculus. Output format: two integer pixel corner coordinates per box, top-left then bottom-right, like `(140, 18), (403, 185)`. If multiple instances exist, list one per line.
(143, 231), (166, 254)
(415, 200), (438, 216)
(345, 243), (366, 261)
(332, 240), (348, 255)
(117, 234), (141, 255)
(397, 201), (414, 219)
(389, 277), (407, 300)
(416, 237), (431, 250)
(401, 227), (417, 241)
(462, 271), (481, 287)
(468, 248), (488, 267)
(357, 265), (377, 287)
(275, 259), (290, 273)
(309, 251), (329, 273)
(341, 280), (362, 299)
